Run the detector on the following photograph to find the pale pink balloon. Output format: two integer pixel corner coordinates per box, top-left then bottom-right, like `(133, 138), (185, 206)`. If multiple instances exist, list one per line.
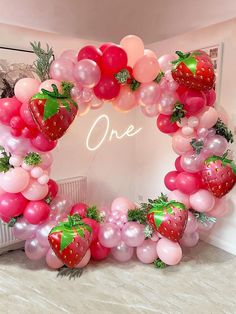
(172, 130), (195, 155)
(1, 167), (30, 193)
(40, 153), (53, 170)
(181, 126), (194, 136)
(184, 212), (198, 233)
(199, 106), (218, 128)
(31, 166), (44, 178)
(38, 174), (50, 185)
(71, 84), (83, 99)
(50, 58), (75, 82)
(60, 49), (77, 63)
(76, 249), (91, 268)
(22, 179), (49, 201)
(168, 190), (190, 208)
(156, 238), (182, 265)
(144, 49), (157, 59)
(39, 79), (62, 93)
(180, 151), (206, 173)
(9, 155), (23, 167)
(111, 240), (134, 262)
(111, 197), (136, 214)
(73, 59), (101, 88)
(46, 248), (64, 269)
(188, 116), (199, 128)
(36, 220), (55, 247)
(207, 198), (230, 217)
(5, 131), (32, 155)
(81, 87), (94, 103)
(136, 239), (158, 264)
(98, 223), (121, 248)
(158, 54), (176, 72)
(121, 222), (145, 247)
(76, 100), (91, 117)
(14, 78), (40, 103)
(177, 117), (188, 128)
(120, 35), (144, 67)
(133, 56), (160, 83)
(141, 104), (159, 117)
(137, 82), (161, 107)
(113, 85), (137, 112)
(13, 217), (37, 240)
(190, 189), (215, 213)
(89, 96), (103, 110)
(158, 91), (178, 115)
(205, 135), (228, 156)
(25, 238), (48, 260)
(179, 231), (199, 247)
(218, 110), (228, 125)
(167, 80), (179, 92)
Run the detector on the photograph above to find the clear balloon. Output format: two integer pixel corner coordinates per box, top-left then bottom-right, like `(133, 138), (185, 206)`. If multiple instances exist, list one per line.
(50, 58), (75, 82)
(111, 240), (134, 262)
(60, 49), (77, 63)
(137, 82), (161, 107)
(89, 96), (103, 110)
(184, 212), (198, 234)
(98, 223), (121, 248)
(36, 220), (56, 247)
(13, 217), (37, 240)
(121, 222), (145, 247)
(205, 135), (228, 156)
(141, 104), (159, 117)
(158, 91), (178, 115)
(180, 231), (199, 247)
(180, 151), (206, 173)
(25, 238), (48, 260)
(156, 238), (182, 265)
(136, 239), (158, 264)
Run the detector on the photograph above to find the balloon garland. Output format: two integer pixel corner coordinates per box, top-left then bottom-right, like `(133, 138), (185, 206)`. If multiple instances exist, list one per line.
(0, 35), (235, 271)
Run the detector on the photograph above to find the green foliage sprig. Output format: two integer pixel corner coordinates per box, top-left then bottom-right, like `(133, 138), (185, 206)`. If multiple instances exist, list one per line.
(190, 138), (204, 155)
(87, 206), (103, 222)
(213, 118), (234, 143)
(171, 102), (186, 123)
(24, 152), (41, 166)
(0, 146), (11, 173)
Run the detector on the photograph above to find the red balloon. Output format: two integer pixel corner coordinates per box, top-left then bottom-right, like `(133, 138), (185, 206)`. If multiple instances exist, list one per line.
(31, 133), (57, 152)
(24, 201), (50, 224)
(175, 156), (184, 172)
(82, 218), (99, 242)
(176, 85), (189, 98)
(0, 193), (28, 222)
(47, 179), (58, 200)
(77, 45), (102, 64)
(10, 128), (22, 137)
(10, 116), (25, 130)
(0, 98), (22, 125)
(181, 90), (206, 116)
(101, 45), (128, 74)
(157, 114), (179, 134)
(21, 126), (38, 139)
(94, 74), (120, 100)
(176, 172), (200, 195)
(164, 171), (179, 191)
(90, 240), (111, 260)
(99, 42), (114, 53)
(70, 203), (88, 218)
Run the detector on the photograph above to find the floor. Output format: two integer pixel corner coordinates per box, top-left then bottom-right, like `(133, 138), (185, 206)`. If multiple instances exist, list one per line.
(0, 242), (235, 314)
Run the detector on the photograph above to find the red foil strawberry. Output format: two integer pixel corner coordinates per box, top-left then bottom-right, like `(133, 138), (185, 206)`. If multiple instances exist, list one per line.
(172, 50), (215, 91)
(201, 153), (236, 198)
(48, 215), (92, 268)
(29, 82), (78, 141)
(147, 194), (188, 242)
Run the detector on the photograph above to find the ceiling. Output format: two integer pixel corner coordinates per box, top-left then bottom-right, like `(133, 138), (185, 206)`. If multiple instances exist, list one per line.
(0, 0), (236, 43)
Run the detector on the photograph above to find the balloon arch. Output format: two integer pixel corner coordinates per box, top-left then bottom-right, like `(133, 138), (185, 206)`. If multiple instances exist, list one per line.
(0, 35), (234, 271)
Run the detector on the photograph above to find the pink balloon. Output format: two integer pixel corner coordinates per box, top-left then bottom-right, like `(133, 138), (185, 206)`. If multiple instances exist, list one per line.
(207, 198), (230, 217)
(175, 172), (200, 195)
(13, 217), (37, 240)
(89, 96), (103, 110)
(111, 240), (134, 262)
(168, 189), (190, 208)
(164, 171), (179, 191)
(98, 223), (121, 248)
(121, 222), (145, 247)
(205, 135), (228, 156)
(81, 87), (94, 103)
(22, 179), (49, 201)
(0, 98), (22, 125)
(113, 85), (137, 112)
(158, 54), (176, 72)
(204, 89), (216, 107)
(120, 35), (144, 67)
(133, 56), (160, 83)
(190, 189), (215, 213)
(181, 126), (194, 136)
(25, 238), (47, 260)
(40, 153), (53, 170)
(14, 78), (40, 103)
(24, 200), (50, 224)
(73, 59), (101, 88)
(141, 104), (159, 117)
(180, 152), (206, 173)
(60, 49), (77, 63)
(158, 91), (178, 115)
(181, 90), (207, 116)
(144, 49), (157, 59)
(0, 167), (30, 193)
(180, 231), (199, 247)
(136, 239), (158, 264)
(4, 132), (32, 155)
(36, 220), (55, 247)
(50, 58), (75, 82)
(76, 100), (91, 117)
(199, 107), (218, 128)
(137, 82), (161, 106)
(31, 133), (57, 152)
(20, 102), (37, 128)
(184, 212), (198, 233)
(175, 156), (184, 172)
(111, 197), (136, 214)
(39, 79), (62, 93)
(0, 192), (28, 221)
(46, 248), (64, 269)
(172, 130), (195, 155)
(156, 238), (182, 266)
(75, 249), (91, 268)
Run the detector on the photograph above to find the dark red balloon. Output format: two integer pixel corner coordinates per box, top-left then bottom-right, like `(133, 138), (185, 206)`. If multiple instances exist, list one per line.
(77, 45), (102, 64)
(99, 42), (114, 53)
(70, 202), (88, 218)
(90, 240), (111, 261)
(101, 45), (128, 74)
(94, 74), (120, 100)
(156, 114), (179, 134)
(47, 179), (58, 200)
(164, 171), (179, 191)
(175, 172), (200, 195)
(82, 218), (99, 242)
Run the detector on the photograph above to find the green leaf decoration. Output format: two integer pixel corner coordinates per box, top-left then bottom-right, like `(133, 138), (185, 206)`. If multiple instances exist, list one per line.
(43, 98), (59, 120)
(115, 69), (131, 84)
(128, 206), (149, 225)
(24, 152), (41, 166)
(171, 102), (186, 123)
(213, 118), (234, 143)
(190, 209), (216, 226)
(154, 258), (167, 269)
(75, 227), (85, 238)
(190, 138), (204, 155)
(130, 79), (140, 91)
(60, 229), (75, 251)
(57, 266), (84, 279)
(0, 146), (12, 173)
(87, 206), (103, 222)
(154, 71), (165, 83)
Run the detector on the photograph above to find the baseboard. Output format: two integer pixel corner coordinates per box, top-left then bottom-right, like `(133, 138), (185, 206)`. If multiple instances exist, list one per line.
(201, 235), (236, 255)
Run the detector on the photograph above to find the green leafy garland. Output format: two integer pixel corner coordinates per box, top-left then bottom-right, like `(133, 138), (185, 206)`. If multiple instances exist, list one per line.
(190, 138), (204, 155)
(24, 152), (41, 166)
(171, 102), (186, 123)
(213, 118), (234, 143)
(0, 146), (12, 173)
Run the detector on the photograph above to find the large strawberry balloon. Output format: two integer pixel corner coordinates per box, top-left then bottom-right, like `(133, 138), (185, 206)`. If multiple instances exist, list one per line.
(147, 194), (188, 242)
(172, 50), (215, 91)
(29, 82), (78, 141)
(48, 215), (92, 268)
(201, 153), (236, 198)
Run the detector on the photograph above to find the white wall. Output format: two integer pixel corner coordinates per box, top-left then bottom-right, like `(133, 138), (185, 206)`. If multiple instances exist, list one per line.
(134, 18), (236, 254)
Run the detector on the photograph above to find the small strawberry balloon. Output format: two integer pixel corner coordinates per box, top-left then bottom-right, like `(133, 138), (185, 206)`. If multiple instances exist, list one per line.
(147, 194), (188, 242)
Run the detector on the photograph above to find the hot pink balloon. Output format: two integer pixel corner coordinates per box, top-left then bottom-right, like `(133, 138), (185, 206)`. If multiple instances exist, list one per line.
(20, 102), (37, 128)
(111, 240), (134, 262)
(158, 54), (176, 72)
(179, 231), (199, 247)
(0, 192), (28, 221)
(199, 107), (218, 128)
(1, 167), (30, 193)
(181, 90), (206, 116)
(141, 104), (159, 117)
(31, 133), (57, 152)
(13, 217), (37, 240)
(98, 223), (121, 248)
(136, 239), (158, 264)
(25, 238), (47, 260)
(168, 190), (190, 209)
(175, 172), (200, 195)
(14, 78), (40, 103)
(121, 222), (145, 247)
(0, 98), (22, 125)
(184, 212), (198, 233)
(113, 85), (137, 112)
(75, 249), (91, 268)
(172, 130), (195, 155)
(50, 58), (74, 82)
(190, 189), (215, 213)
(39, 79), (62, 93)
(156, 238), (182, 265)
(133, 56), (160, 83)
(180, 152), (206, 173)
(207, 198), (230, 217)
(46, 248), (64, 269)
(164, 171), (179, 191)
(175, 156), (184, 172)
(60, 49), (77, 63)
(22, 179), (49, 201)
(111, 197), (136, 214)
(120, 35), (144, 67)
(24, 200), (50, 224)
(137, 82), (161, 107)
(73, 59), (101, 88)
(204, 89), (216, 107)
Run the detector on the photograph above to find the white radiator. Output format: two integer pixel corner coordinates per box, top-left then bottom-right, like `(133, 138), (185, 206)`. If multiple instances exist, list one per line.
(0, 176), (87, 254)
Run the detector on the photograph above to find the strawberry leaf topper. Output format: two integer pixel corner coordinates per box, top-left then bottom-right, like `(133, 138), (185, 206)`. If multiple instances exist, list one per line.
(31, 82), (78, 121)
(171, 102), (186, 123)
(115, 68), (131, 84)
(172, 51), (198, 75)
(148, 193), (186, 228)
(49, 214), (92, 251)
(205, 152), (236, 176)
(0, 146), (12, 173)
